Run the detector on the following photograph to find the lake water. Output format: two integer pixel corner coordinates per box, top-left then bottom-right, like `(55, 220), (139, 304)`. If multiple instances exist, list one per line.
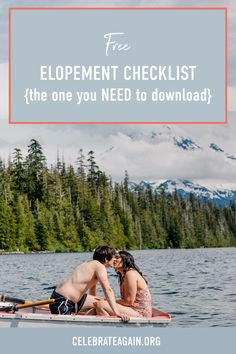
(0, 248), (236, 327)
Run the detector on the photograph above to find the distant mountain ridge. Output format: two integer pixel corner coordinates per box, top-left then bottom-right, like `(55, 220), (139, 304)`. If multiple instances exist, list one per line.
(99, 127), (236, 201)
(129, 179), (236, 207)
(126, 127), (236, 160)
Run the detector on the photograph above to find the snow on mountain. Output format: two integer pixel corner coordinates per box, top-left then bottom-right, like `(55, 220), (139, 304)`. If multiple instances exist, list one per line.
(173, 136), (202, 151)
(226, 154), (236, 161)
(209, 143), (224, 153)
(127, 126), (173, 144)
(109, 126), (236, 156)
(127, 127), (202, 151)
(98, 125), (236, 185)
(209, 143), (236, 161)
(129, 179), (236, 207)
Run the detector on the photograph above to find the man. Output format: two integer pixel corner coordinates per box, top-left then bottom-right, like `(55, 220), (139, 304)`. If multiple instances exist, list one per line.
(49, 245), (129, 321)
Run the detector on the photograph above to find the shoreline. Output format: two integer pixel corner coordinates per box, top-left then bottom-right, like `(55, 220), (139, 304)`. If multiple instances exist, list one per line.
(0, 250), (56, 255)
(0, 246), (235, 256)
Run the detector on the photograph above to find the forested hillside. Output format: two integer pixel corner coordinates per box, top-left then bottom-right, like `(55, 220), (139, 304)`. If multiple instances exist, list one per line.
(0, 139), (235, 252)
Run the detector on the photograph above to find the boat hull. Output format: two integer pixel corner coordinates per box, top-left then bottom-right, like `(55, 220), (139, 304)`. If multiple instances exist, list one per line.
(0, 302), (171, 328)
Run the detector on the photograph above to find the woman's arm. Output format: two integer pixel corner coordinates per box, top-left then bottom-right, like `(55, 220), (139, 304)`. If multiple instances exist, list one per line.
(116, 299), (132, 306)
(119, 271), (138, 306)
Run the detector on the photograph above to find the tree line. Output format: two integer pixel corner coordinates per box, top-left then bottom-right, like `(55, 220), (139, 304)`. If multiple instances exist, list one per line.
(0, 139), (235, 252)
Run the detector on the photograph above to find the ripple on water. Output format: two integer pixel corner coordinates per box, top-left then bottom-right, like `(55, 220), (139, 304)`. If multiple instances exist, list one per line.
(1, 248), (236, 327)
(199, 286), (223, 291)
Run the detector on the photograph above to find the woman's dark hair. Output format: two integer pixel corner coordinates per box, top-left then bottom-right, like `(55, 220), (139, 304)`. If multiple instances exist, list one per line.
(93, 245), (116, 264)
(117, 251), (147, 284)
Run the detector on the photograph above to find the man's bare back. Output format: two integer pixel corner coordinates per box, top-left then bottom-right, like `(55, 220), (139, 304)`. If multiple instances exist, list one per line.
(56, 260), (102, 302)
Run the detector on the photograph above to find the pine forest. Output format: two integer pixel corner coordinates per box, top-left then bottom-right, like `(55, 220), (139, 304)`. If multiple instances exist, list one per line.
(0, 139), (236, 253)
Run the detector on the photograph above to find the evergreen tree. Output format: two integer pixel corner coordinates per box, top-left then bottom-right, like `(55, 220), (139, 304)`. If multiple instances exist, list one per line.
(11, 148), (25, 194)
(0, 139), (236, 253)
(0, 198), (16, 250)
(25, 139), (47, 207)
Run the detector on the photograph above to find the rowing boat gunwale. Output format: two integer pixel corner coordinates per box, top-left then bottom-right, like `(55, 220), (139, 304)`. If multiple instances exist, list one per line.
(0, 302), (171, 327)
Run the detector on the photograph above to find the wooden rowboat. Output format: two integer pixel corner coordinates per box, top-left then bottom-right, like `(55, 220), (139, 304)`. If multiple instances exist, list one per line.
(0, 301), (171, 328)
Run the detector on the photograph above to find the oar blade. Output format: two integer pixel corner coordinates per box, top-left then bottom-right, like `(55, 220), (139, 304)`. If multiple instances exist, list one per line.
(0, 295), (25, 304)
(0, 305), (15, 312)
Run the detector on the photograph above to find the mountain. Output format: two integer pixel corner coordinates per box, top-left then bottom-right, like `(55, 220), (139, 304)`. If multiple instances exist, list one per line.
(209, 143), (236, 160)
(129, 179), (236, 207)
(98, 125), (236, 191)
(126, 127), (236, 158)
(173, 136), (202, 151)
(100, 126), (236, 161)
(209, 143), (224, 153)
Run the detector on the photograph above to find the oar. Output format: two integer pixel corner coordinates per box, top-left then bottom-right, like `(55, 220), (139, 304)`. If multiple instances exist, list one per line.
(0, 298), (55, 312)
(0, 295), (27, 304)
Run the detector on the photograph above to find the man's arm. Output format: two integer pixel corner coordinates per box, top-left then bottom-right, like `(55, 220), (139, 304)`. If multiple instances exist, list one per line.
(95, 264), (120, 317)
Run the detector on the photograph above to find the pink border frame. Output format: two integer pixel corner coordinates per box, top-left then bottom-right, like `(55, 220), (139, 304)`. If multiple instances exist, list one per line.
(8, 7), (228, 125)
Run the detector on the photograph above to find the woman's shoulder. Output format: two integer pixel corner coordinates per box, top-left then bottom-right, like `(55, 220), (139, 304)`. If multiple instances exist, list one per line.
(125, 269), (149, 288)
(125, 269), (140, 279)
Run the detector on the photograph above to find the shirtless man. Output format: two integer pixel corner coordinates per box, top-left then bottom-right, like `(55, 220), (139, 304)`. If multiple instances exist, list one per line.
(49, 245), (129, 321)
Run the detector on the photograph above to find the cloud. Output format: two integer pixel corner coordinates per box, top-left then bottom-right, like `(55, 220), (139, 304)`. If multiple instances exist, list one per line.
(229, 87), (236, 111)
(0, 62), (7, 119)
(2, 116), (236, 187)
(0, 1), (236, 188)
(1, 54), (236, 187)
(95, 122), (236, 186)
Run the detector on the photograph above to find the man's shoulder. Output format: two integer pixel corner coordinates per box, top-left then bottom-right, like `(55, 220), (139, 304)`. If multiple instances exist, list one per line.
(75, 260), (105, 273)
(85, 260), (104, 269)
(74, 260), (103, 275)
(91, 260), (107, 275)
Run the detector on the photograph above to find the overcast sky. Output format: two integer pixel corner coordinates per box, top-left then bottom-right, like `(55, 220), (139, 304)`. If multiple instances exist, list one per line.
(0, 1), (236, 187)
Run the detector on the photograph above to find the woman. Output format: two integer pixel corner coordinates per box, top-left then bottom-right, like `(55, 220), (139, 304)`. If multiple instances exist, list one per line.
(95, 251), (152, 318)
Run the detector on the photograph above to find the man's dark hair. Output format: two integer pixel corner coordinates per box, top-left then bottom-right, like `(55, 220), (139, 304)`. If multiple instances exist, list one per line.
(93, 245), (116, 264)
